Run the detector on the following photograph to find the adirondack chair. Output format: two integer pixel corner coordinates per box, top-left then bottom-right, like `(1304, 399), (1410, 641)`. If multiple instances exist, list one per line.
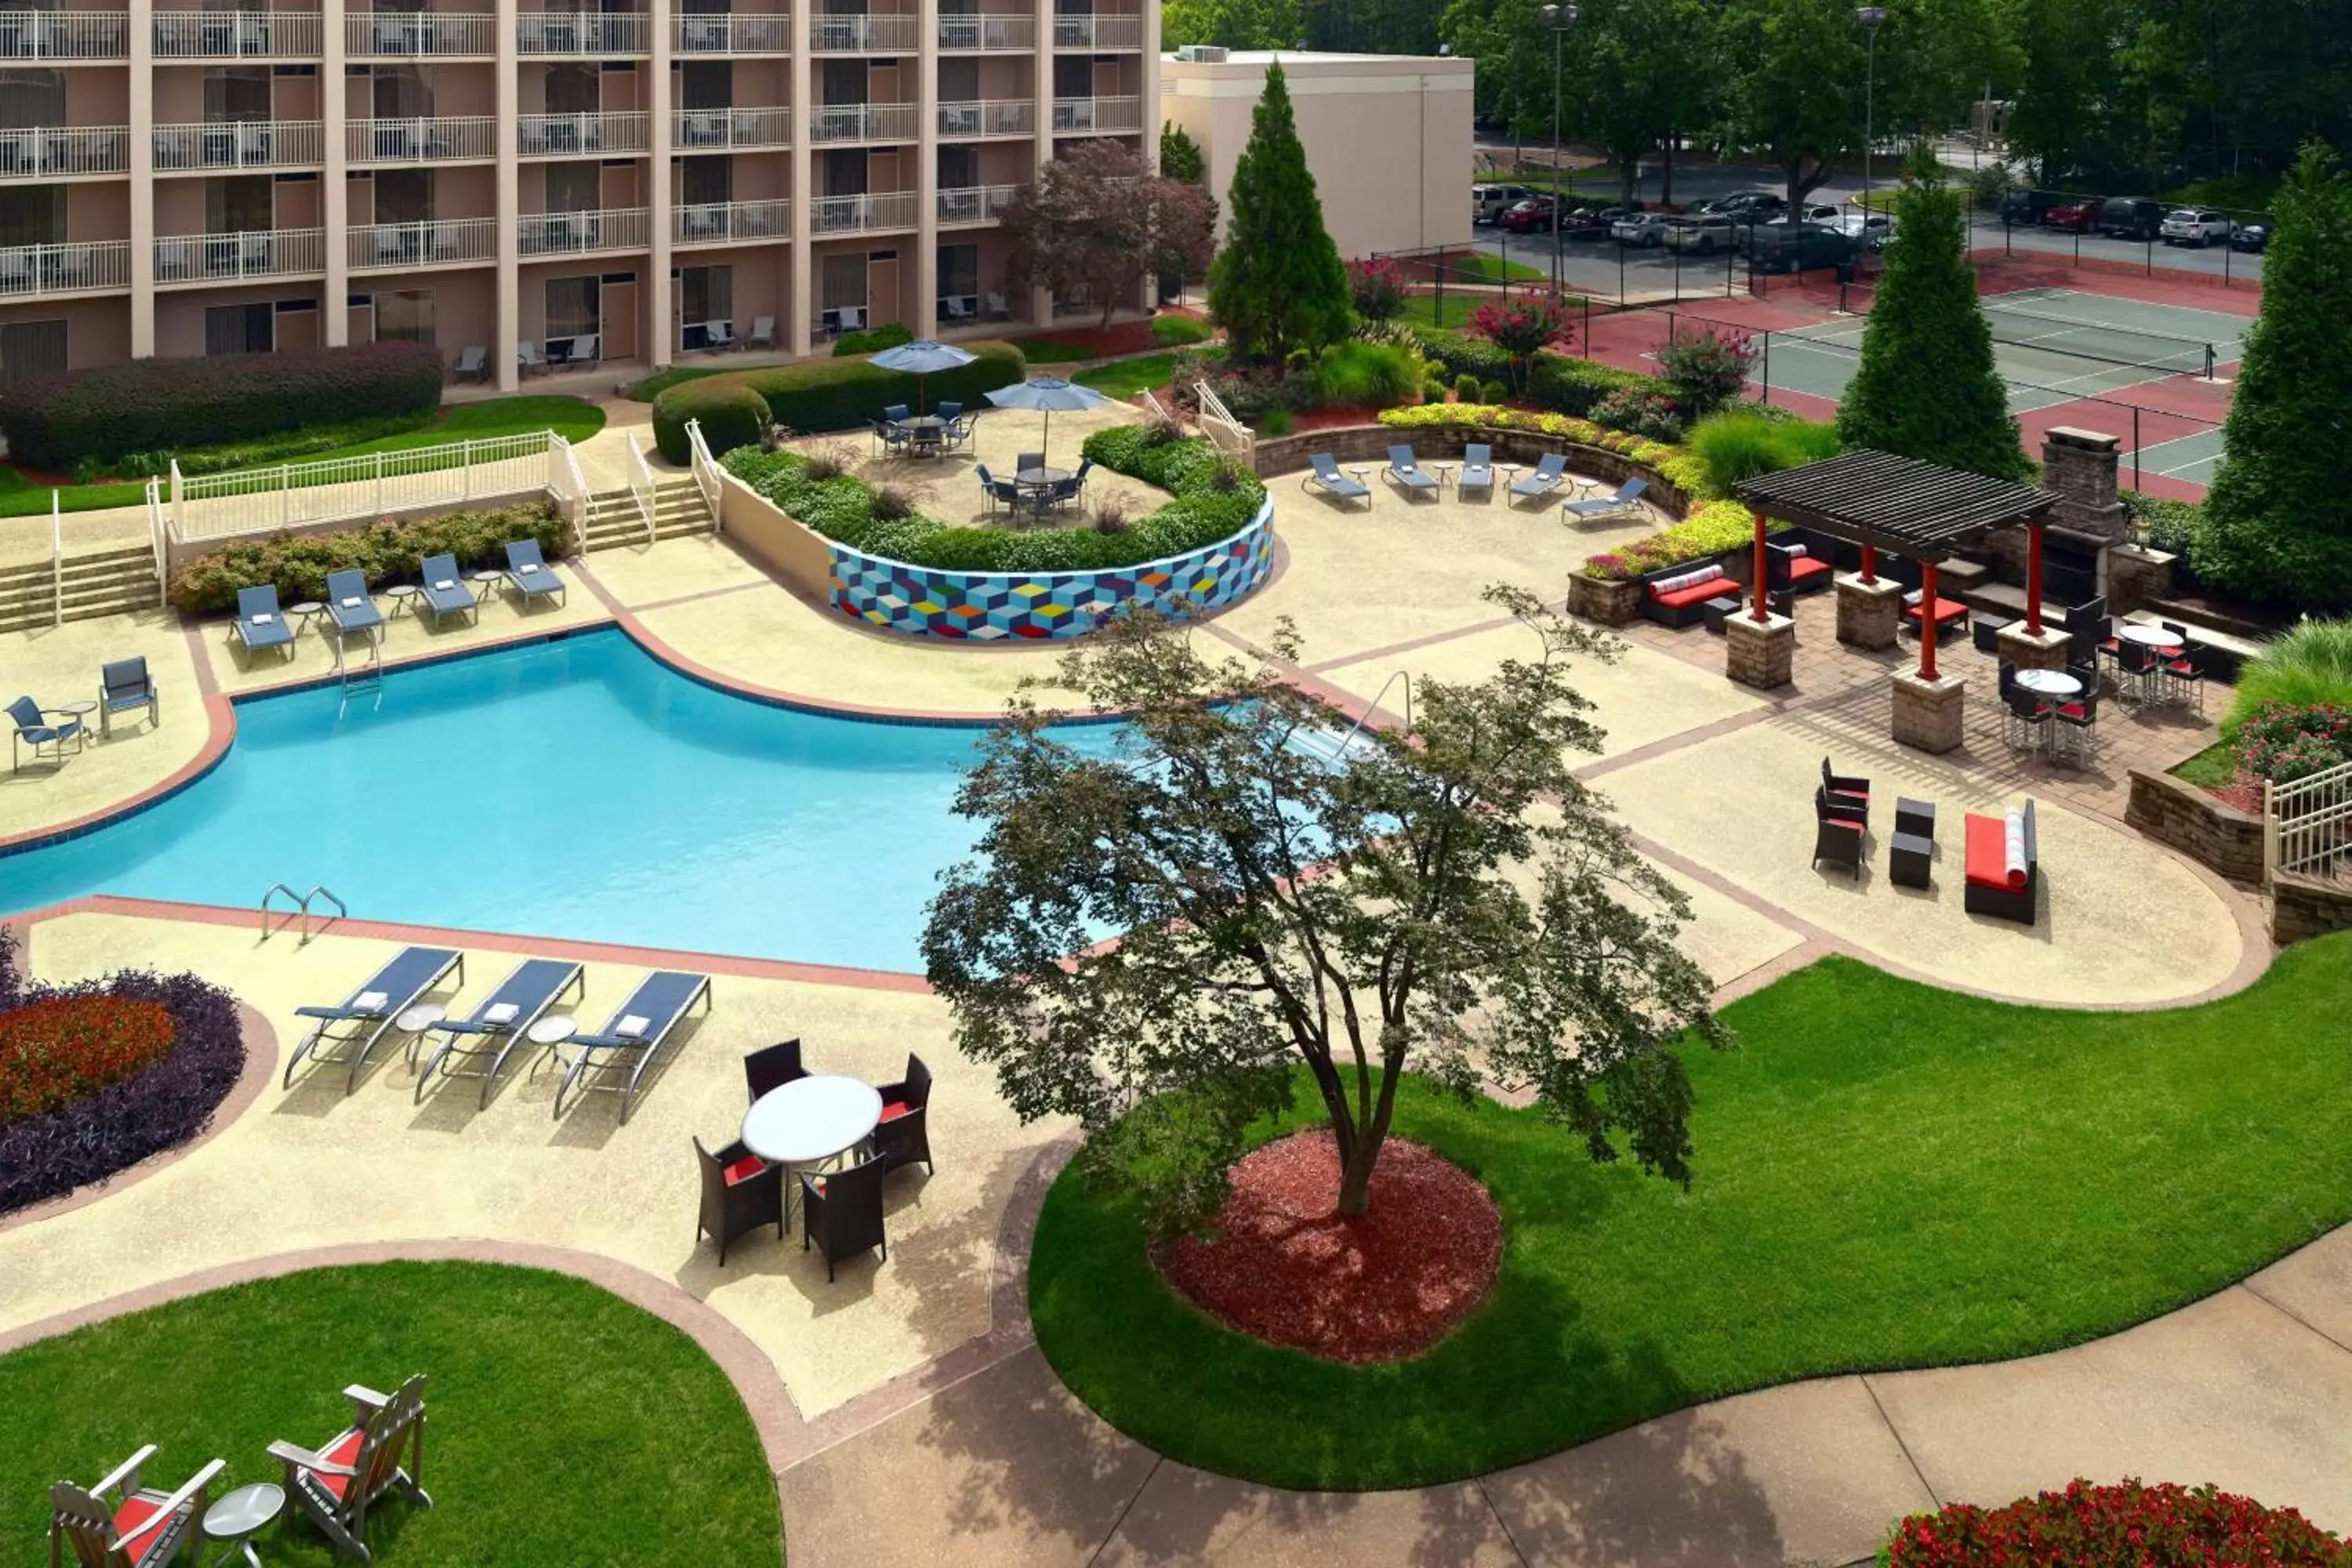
(49, 1446), (223, 1568)
(267, 1375), (431, 1562)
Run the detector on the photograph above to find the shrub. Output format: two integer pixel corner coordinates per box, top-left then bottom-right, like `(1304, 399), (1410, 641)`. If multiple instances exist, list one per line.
(1152, 314), (1214, 347)
(1345, 256), (1408, 322)
(650, 376), (771, 462)
(167, 502), (565, 615)
(2227, 618), (2352, 729)
(0, 342), (445, 472)
(0, 994), (176, 1126)
(2123, 491), (2205, 559)
(1687, 409), (1843, 496)
(1479, 378), (1510, 406)
(1261, 408), (1294, 436)
(1465, 292), (1578, 389)
(1422, 378), (1448, 405)
(1094, 499), (1131, 534)
(1454, 372), (1483, 401)
(869, 483), (917, 522)
(1881, 1477), (2352, 1566)
(1414, 326), (1513, 383)
(652, 341), (1026, 456)
(831, 321), (916, 358)
(1183, 362), (1310, 421)
(2234, 702), (2352, 785)
(1656, 325), (1759, 416)
(1526, 354), (1667, 418)
(1579, 500), (1767, 580)
(1312, 340), (1419, 409)
(1590, 386), (1686, 442)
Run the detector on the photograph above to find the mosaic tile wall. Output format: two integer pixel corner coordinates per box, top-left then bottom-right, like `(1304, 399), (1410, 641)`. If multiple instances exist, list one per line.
(828, 497), (1276, 638)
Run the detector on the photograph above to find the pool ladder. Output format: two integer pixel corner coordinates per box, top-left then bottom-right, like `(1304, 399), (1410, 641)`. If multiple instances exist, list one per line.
(1297, 671), (1411, 766)
(261, 883), (347, 945)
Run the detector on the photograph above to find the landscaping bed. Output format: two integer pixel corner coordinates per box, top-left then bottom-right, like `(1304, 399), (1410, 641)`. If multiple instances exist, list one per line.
(166, 502), (568, 616)
(1883, 1479), (2350, 1566)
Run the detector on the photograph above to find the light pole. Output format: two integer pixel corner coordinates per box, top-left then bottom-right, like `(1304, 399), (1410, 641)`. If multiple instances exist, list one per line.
(1857, 7), (1886, 222)
(1540, 2), (1575, 292)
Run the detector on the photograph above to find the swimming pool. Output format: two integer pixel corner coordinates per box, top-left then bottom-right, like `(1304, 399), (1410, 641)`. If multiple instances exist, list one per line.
(0, 629), (1124, 971)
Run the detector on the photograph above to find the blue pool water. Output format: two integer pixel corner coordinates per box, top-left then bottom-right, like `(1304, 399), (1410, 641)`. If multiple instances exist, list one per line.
(0, 629), (1126, 971)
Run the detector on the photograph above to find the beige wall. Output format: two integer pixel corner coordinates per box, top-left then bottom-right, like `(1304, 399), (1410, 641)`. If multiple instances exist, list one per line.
(0, 299), (133, 370)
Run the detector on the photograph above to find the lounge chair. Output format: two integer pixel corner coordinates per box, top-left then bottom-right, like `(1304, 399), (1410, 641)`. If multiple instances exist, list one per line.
(285, 946), (466, 1094)
(1303, 452), (1370, 508)
(801, 1155), (888, 1282)
(452, 344), (488, 383)
(1458, 443), (1494, 498)
(550, 969), (713, 1123)
(747, 315), (776, 350)
(49, 1446), (224, 1568)
(696, 1134), (785, 1265)
(1563, 477), (1650, 522)
(872, 1051), (935, 1175)
(98, 657), (159, 736)
(232, 584), (296, 660)
(323, 568), (383, 640)
(1509, 452), (1569, 503)
(744, 1038), (808, 1102)
(9, 694), (83, 771)
(414, 553), (478, 629)
(975, 464), (1019, 513)
(267, 1376), (431, 1563)
(411, 956), (584, 1108)
(1383, 444), (1438, 497)
(502, 539), (566, 607)
(1963, 799), (2039, 924)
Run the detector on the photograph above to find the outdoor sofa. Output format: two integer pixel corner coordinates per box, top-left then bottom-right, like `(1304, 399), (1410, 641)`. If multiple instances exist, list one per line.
(1963, 798), (2039, 924)
(1639, 562), (1735, 628)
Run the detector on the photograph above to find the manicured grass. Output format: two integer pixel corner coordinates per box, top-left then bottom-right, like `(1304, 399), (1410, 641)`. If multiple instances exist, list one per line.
(0, 1262), (782, 1565)
(1454, 252), (1547, 283)
(1074, 353), (1177, 401)
(1032, 939), (2352, 1490)
(626, 365), (726, 401)
(1401, 295), (1489, 329)
(2170, 737), (2242, 788)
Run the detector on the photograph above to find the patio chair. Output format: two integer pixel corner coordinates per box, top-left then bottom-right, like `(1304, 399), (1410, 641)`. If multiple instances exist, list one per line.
(550, 969), (713, 1123)
(744, 1037), (807, 1102)
(451, 344), (488, 383)
(800, 1155), (888, 1282)
(502, 539), (567, 607)
(1508, 452), (1569, 503)
(232, 584), (296, 660)
(1050, 458), (1092, 509)
(286, 946), (465, 1094)
(1303, 452), (1371, 508)
(1015, 449), (1045, 477)
(1811, 791), (1864, 876)
(517, 340), (546, 376)
(97, 657), (159, 737)
(1383, 445), (1439, 498)
(2161, 648), (2207, 713)
(267, 1375), (431, 1562)
(2005, 687), (2050, 751)
(975, 464), (1019, 513)
(414, 553), (477, 629)
(2053, 688), (2099, 764)
(985, 291), (1009, 319)
(705, 319), (738, 353)
(871, 1051), (935, 1175)
(1458, 443), (1494, 498)
(411, 957), (583, 1108)
(1563, 477), (1650, 524)
(1820, 757), (1870, 817)
(9, 695), (83, 772)
(935, 401), (966, 448)
(2115, 641), (2156, 703)
(874, 416), (910, 459)
(568, 333), (601, 366)
(747, 315), (776, 350)
(49, 1446), (224, 1568)
(882, 403), (910, 426)
(695, 1134), (785, 1265)
(323, 569), (383, 640)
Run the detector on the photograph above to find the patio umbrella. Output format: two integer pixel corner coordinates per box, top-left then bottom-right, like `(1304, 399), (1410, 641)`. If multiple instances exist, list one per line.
(982, 376), (1110, 465)
(868, 338), (976, 413)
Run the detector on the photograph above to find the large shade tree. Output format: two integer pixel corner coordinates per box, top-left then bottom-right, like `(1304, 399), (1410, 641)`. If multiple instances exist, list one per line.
(1206, 63), (1352, 362)
(1001, 140), (1215, 330)
(1723, 0), (1869, 210)
(921, 590), (1726, 1229)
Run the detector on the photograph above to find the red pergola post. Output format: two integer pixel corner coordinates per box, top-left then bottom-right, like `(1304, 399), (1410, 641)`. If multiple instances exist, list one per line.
(1918, 559), (1940, 681)
(2024, 520), (2045, 636)
(1860, 543), (1878, 584)
(1751, 508), (1770, 623)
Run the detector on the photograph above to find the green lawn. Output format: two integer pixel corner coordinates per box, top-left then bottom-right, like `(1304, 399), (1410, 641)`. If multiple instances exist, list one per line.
(1453, 252), (1547, 283)
(1031, 938), (2352, 1490)
(0, 1262), (782, 1565)
(1074, 353), (1176, 401)
(2170, 738), (2242, 789)
(1401, 295), (1490, 329)
(627, 365), (725, 401)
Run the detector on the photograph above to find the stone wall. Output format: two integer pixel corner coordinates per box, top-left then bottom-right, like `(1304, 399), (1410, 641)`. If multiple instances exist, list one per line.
(2273, 872), (2352, 945)
(1252, 424), (1695, 519)
(2125, 768), (2265, 884)
(2042, 426), (2128, 543)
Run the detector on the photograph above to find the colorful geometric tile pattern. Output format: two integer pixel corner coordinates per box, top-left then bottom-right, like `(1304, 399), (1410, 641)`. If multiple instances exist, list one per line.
(828, 498), (1277, 639)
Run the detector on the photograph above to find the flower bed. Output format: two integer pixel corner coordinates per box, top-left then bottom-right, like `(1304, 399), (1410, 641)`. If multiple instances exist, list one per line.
(1882, 1478), (2351, 1566)
(0, 993), (176, 1125)
(167, 502), (567, 616)
(2236, 702), (2352, 786)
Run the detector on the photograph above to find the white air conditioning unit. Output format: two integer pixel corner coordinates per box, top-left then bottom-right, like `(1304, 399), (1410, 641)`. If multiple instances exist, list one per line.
(1174, 44), (1228, 62)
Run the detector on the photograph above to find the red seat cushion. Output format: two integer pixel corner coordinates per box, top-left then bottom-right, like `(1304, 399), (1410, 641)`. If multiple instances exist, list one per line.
(878, 1101), (912, 1123)
(1650, 579), (1729, 610)
(724, 1155), (768, 1185)
(1829, 786), (1867, 804)
(1902, 596), (1969, 624)
(1963, 814), (2013, 891)
(1787, 556), (1832, 583)
(303, 1427), (366, 1502)
(112, 1497), (172, 1565)
(1820, 817), (1863, 834)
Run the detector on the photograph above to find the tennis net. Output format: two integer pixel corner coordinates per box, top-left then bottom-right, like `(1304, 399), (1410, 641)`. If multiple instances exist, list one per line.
(1976, 300), (2216, 378)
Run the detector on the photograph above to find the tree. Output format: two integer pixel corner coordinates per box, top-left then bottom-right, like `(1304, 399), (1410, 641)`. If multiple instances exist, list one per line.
(1206, 64), (1352, 361)
(2194, 143), (2352, 612)
(1160, 121), (1207, 186)
(1657, 325), (1758, 417)
(1723, 0), (1868, 210)
(922, 591), (1726, 1229)
(2000, 0), (2111, 186)
(1346, 256), (1406, 322)
(1835, 170), (2027, 478)
(1467, 292), (1576, 392)
(1003, 140), (1216, 331)
(1563, 0), (1723, 203)
(1164, 0), (1301, 49)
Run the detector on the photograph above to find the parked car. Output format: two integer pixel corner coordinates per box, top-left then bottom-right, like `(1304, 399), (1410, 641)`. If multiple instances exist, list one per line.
(2161, 207), (2232, 246)
(1998, 189), (2066, 225)
(2096, 196), (2166, 240)
(1748, 222), (1859, 274)
(1497, 195), (1558, 233)
(1663, 213), (1737, 253)
(1829, 210), (1895, 249)
(1612, 210), (1671, 246)
(1472, 183), (1535, 224)
(1697, 190), (1788, 220)
(1737, 205), (1841, 255)
(2044, 196), (2102, 232)
(2230, 220), (2270, 252)
(1563, 205), (1632, 238)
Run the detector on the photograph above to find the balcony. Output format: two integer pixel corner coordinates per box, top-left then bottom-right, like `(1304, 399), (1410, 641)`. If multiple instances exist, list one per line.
(675, 11), (787, 52)
(808, 102), (916, 144)
(673, 106), (791, 151)
(151, 120), (324, 171)
(0, 240), (130, 299)
(0, 10), (127, 56)
(808, 12), (913, 51)
(0, 125), (128, 180)
(808, 190), (917, 236)
(937, 98), (1031, 138)
(936, 183), (1020, 227)
(152, 9), (321, 56)
(346, 10), (494, 54)
(1051, 9), (1139, 46)
(517, 111), (649, 157)
(517, 206), (648, 256)
(347, 116), (497, 164)
(936, 11), (1031, 48)
(515, 10), (646, 53)
(673, 198), (791, 246)
(348, 216), (496, 270)
(154, 228), (327, 285)
(1051, 95), (1142, 134)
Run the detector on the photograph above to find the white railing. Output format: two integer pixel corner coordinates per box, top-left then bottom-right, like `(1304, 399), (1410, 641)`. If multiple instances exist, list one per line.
(808, 190), (918, 234)
(672, 105), (790, 149)
(808, 101), (917, 143)
(347, 216), (496, 269)
(936, 98), (1031, 137)
(0, 125), (129, 179)
(673, 198), (790, 245)
(675, 9), (786, 49)
(517, 206), (648, 256)
(1051, 94), (1142, 133)
(154, 228), (325, 283)
(515, 9), (645, 52)
(2268, 760), (2352, 883)
(0, 240), (129, 298)
(549, 431), (589, 552)
(626, 430), (656, 543)
(347, 115), (496, 162)
(0, 10), (129, 56)
(1192, 374), (1254, 463)
(152, 9), (321, 55)
(1051, 9), (1139, 46)
(517, 110), (648, 155)
(49, 489), (60, 626)
(346, 9), (493, 53)
(171, 430), (557, 543)
(936, 183), (1019, 226)
(936, 10), (1029, 47)
(808, 10), (913, 49)
(684, 418), (721, 531)
(151, 119), (323, 170)
(146, 478), (167, 607)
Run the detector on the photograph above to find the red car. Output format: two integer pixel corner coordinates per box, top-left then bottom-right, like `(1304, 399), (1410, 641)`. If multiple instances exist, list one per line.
(2044, 197), (2101, 233)
(1497, 196), (1558, 234)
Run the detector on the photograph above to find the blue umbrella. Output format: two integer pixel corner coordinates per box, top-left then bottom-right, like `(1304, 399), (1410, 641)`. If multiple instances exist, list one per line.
(983, 376), (1111, 464)
(868, 339), (976, 413)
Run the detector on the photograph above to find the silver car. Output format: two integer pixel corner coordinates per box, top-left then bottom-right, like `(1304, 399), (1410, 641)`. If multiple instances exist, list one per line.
(1612, 210), (1670, 246)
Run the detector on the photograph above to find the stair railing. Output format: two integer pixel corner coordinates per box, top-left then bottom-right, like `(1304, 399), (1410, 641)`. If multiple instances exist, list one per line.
(145, 477), (168, 606)
(626, 429), (658, 543)
(50, 488), (61, 627)
(683, 417), (723, 532)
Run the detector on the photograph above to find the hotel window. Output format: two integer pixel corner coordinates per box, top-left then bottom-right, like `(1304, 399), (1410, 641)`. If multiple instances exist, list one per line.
(374, 288), (434, 343)
(205, 301), (274, 354)
(546, 273), (600, 340)
(0, 184), (62, 246)
(544, 160), (599, 212)
(680, 263), (730, 327)
(681, 154), (729, 206)
(202, 66), (271, 124)
(819, 251), (866, 314)
(0, 317), (65, 385)
(374, 167), (432, 224)
(206, 175), (273, 234)
(371, 64), (434, 118)
(545, 63), (598, 115)
(0, 69), (64, 130)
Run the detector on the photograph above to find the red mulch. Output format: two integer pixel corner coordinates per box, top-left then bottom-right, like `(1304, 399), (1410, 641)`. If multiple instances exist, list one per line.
(1156, 1131), (1503, 1365)
(2209, 771), (2262, 814)
(1007, 316), (1175, 360)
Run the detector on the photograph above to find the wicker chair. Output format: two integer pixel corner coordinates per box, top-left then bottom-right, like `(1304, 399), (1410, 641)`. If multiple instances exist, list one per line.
(801, 1156), (889, 1282)
(743, 1039), (807, 1103)
(49, 1447), (223, 1568)
(871, 1053), (934, 1176)
(1812, 789), (1864, 876)
(695, 1135), (785, 1265)
(267, 1375), (431, 1562)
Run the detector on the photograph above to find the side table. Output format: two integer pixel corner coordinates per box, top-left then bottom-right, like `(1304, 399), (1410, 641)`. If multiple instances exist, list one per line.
(1700, 596), (1746, 636)
(469, 568), (506, 600)
(54, 699), (98, 750)
(202, 1481), (285, 1567)
(383, 583), (423, 618)
(1895, 797), (1936, 842)
(1889, 831), (1934, 890)
(397, 1002), (446, 1066)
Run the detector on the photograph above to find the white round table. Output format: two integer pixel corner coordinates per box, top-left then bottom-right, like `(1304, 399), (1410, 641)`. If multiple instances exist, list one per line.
(2120, 623), (2183, 650)
(2013, 668), (2081, 698)
(742, 1074), (884, 1166)
(528, 1014), (576, 1047)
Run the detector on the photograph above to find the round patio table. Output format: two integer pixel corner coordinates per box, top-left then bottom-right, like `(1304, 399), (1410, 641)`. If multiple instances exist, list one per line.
(896, 416), (948, 456)
(201, 1482), (284, 1567)
(1014, 465), (1073, 516)
(2119, 623), (2183, 651)
(742, 1075), (883, 1167)
(288, 600), (325, 633)
(2013, 668), (2081, 698)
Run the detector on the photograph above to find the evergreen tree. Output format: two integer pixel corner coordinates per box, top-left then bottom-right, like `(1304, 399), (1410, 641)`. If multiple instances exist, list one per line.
(2195, 143), (2352, 613)
(1206, 64), (1352, 362)
(1159, 121), (1207, 185)
(1834, 171), (2027, 479)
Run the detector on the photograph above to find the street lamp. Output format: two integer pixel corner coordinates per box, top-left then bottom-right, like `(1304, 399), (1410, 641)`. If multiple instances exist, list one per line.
(1540, 2), (1576, 292)
(1857, 7), (1886, 223)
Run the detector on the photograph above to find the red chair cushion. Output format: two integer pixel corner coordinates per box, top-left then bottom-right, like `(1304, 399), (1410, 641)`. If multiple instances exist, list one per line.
(1829, 786), (1867, 804)
(1963, 814), (2013, 891)
(303, 1427), (366, 1502)
(1820, 817), (1863, 834)
(1902, 596), (1969, 624)
(724, 1155), (768, 1185)
(2059, 702), (2089, 720)
(112, 1497), (172, 1565)
(879, 1102), (912, 1123)
(1650, 579), (1729, 611)
(1788, 556), (1832, 583)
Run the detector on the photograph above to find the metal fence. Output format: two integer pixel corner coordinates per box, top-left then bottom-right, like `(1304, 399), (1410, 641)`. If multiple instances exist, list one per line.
(170, 430), (564, 543)
(1965, 187), (2270, 289)
(2267, 759), (2352, 884)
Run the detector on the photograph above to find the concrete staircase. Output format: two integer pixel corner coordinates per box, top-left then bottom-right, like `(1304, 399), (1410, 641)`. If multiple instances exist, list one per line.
(0, 545), (162, 633)
(579, 478), (714, 552)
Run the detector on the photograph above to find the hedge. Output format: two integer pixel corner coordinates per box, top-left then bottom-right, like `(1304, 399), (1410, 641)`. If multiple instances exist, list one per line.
(832, 322), (916, 357)
(1579, 499), (1769, 580)
(169, 502), (567, 615)
(653, 341), (1028, 459)
(1528, 355), (1673, 418)
(651, 379), (771, 466)
(0, 342), (445, 473)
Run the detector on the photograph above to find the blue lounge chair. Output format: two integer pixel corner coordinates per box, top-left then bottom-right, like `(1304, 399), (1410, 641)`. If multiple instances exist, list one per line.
(976, 464), (1020, 513)
(97, 657), (159, 736)
(1563, 476), (1650, 522)
(1510, 452), (1569, 503)
(1459, 443), (1495, 498)
(503, 539), (566, 607)
(1302, 452), (1371, 509)
(552, 970), (713, 1123)
(1384, 445), (1439, 498)
(232, 584), (296, 660)
(324, 569), (383, 639)
(7, 695), (82, 771)
(416, 553), (478, 628)
(285, 946), (466, 1094)
(412, 957), (585, 1108)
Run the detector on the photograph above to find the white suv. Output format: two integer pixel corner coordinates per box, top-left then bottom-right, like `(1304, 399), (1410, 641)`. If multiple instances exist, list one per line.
(2160, 208), (2231, 247)
(1472, 184), (1535, 225)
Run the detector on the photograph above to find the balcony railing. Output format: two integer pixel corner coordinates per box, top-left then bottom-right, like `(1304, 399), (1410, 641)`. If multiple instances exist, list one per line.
(0, 240), (130, 298)
(346, 10), (493, 53)
(152, 9), (321, 55)
(154, 227), (327, 284)
(936, 10), (1031, 48)
(515, 10), (645, 53)
(517, 205), (648, 256)
(517, 111), (648, 156)
(1051, 94), (1142, 133)
(808, 11), (913, 50)
(151, 120), (323, 171)
(0, 125), (128, 180)
(808, 190), (918, 235)
(347, 216), (496, 270)
(673, 198), (791, 245)
(0, 10), (127, 56)
(673, 106), (791, 150)
(808, 102), (917, 143)
(937, 98), (1031, 138)
(936, 183), (1020, 227)
(347, 116), (496, 163)
(1051, 10), (1140, 46)
(675, 10), (786, 51)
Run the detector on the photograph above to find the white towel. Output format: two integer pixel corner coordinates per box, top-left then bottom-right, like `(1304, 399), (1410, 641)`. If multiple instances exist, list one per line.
(252, 612), (274, 624)
(356, 990), (388, 1010)
(432, 579), (456, 591)
(618, 1014), (650, 1038)
(339, 596), (362, 608)
(484, 1002), (517, 1024)
(2003, 811), (2027, 888)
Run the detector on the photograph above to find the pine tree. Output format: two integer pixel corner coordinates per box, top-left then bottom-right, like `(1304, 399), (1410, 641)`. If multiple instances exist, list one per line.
(1206, 63), (1352, 362)
(2194, 142), (2352, 613)
(1834, 172), (2027, 480)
